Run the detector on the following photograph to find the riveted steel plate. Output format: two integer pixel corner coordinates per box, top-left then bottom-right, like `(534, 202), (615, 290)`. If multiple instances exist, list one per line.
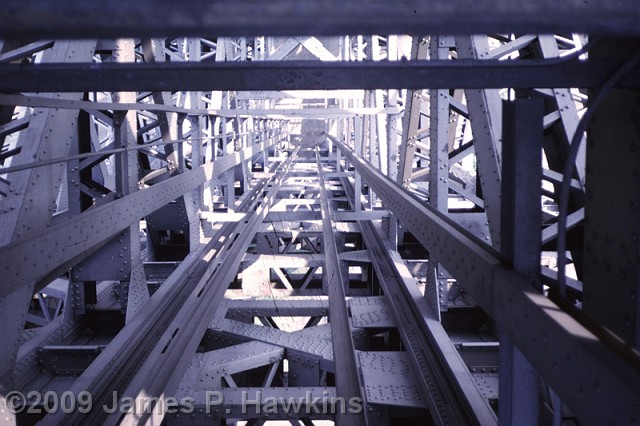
(358, 351), (428, 408)
(349, 296), (395, 328)
(472, 373), (499, 400)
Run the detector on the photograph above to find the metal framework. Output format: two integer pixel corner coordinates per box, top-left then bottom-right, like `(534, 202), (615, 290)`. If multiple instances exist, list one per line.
(0, 5), (639, 426)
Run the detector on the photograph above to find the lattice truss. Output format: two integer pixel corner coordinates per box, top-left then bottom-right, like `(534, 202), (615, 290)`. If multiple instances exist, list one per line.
(0, 23), (638, 426)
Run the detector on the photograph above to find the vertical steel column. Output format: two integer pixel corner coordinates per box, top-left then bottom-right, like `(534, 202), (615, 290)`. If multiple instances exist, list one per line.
(397, 36), (428, 188)
(215, 40), (236, 212)
(583, 39), (640, 349)
(354, 112), (364, 212)
(112, 39), (148, 322)
(370, 36), (387, 176)
(367, 90), (379, 207)
(141, 38), (201, 253)
(188, 37), (208, 210)
(241, 112), (253, 191)
(498, 99), (543, 425)
(221, 93), (235, 212)
(456, 35), (503, 249)
(383, 37), (401, 246)
(426, 36), (455, 317)
(429, 37), (453, 212)
(396, 37), (428, 244)
(386, 92), (399, 182)
(246, 118), (253, 189)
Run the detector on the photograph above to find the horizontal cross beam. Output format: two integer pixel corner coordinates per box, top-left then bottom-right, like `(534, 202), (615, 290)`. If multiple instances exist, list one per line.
(1, 58), (638, 92)
(1, 1), (639, 39)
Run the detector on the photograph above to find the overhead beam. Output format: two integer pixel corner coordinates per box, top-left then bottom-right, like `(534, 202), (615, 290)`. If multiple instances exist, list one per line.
(1, 58), (639, 92)
(1, 1), (639, 38)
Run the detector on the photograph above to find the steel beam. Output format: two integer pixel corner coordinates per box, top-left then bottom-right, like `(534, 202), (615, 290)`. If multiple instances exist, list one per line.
(358, 220), (497, 425)
(1, 1), (639, 38)
(537, 35), (587, 188)
(110, 39), (148, 323)
(0, 94), (393, 119)
(498, 99), (544, 425)
(0, 138), (279, 300)
(110, 150), (299, 425)
(211, 318), (333, 369)
(456, 35), (504, 248)
(226, 298), (328, 319)
(330, 134), (640, 425)
(398, 38), (428, 188)
(583, 39), (640, 348)
(1, 58), (639, 92)
(44, 147), (299, 424)
(315, 149), (365, 426)
(339, 170), (494, 423)
(180, 341), (284, 389)
(427, 36), (455, 316)
(0, 40), (97, 391)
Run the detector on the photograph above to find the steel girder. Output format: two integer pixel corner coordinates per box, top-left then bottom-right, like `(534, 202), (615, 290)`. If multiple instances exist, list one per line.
(2, 63), (282, 383)
(394, 34), (589, 290)
(358, 219), (496, 425)
(340, 169), (496, 424)
(583, 39), (640, 349)
(397, 37), (428, 189)
(196, 152), (445, 424)
(536, 35), (587, 188)
(498, 99), (545, 424)
(0, 28), (637, 426)
(316, 149), (365, 426)
(113, 151), (299, 426)
(0, 35), (436, 424)
(108, 39), (148, 323)
(0, 41), (96, 244)
(0, 94), (395, 121)
(455, 35), (503, 248)
(0, 138), (280, 300)
(0, 40), (97, 389)
(210, 316), (334, 373)
(331, 134), (640, 425)
(426, 36), (456, 316)
(44, 147), (299, 424)
(1, 0), (639, 39)
(1, 57), (639, 92)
